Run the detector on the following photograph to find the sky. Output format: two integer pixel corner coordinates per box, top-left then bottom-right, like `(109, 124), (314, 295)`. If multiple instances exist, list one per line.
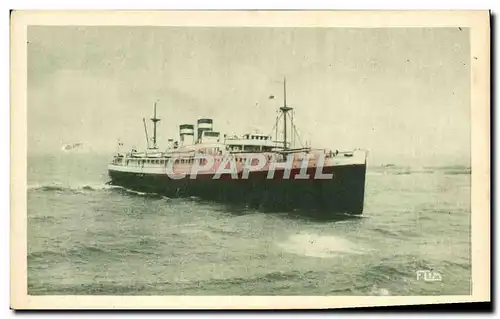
(27, 26), (470, 166)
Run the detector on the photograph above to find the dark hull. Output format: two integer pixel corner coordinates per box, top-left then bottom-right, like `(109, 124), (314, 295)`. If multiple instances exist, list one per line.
(108, 164), (366, 217)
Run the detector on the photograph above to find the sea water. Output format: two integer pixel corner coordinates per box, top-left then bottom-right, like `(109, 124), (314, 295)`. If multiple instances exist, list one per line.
(27, 153), (471, 295)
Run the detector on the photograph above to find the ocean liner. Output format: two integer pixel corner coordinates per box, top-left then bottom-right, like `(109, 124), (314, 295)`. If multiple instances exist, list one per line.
(108, 80), (368, 215)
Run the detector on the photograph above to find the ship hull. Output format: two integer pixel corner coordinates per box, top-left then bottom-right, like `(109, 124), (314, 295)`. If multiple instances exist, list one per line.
(108, 164), (366, 217)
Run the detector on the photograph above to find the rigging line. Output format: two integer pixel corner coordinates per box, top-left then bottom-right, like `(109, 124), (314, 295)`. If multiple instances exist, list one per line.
(275, 111), (279, 142)
(268, 111), (283, 143)
(292, 121), (304, 148)
(143, 117), (150, 149)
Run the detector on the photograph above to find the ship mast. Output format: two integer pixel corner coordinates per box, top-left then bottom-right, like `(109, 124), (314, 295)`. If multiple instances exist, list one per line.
(280, 77), (293, 150)
(150, 100), (161, 149)
(142, 118), (150, 149)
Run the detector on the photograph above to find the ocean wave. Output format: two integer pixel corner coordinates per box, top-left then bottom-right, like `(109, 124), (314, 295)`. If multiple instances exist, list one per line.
(28, 250), (65, 260)
(120, 188), (166, 199)
(368, 284), (391, 296)
(370, 165), (471, 176)
(442, 169), (471, 175)
(206, 225), (240, 236)
(27, 183), (170, 199)
(28, 242), (157, 263)
(26, 182), (172, 199)
(28, 183), (124, 193)
(277, 233), (367, 258)
(190, 270), (307, 289)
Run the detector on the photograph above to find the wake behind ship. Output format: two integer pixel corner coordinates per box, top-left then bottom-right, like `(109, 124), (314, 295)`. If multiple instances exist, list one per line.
(108, 80), (367, 216)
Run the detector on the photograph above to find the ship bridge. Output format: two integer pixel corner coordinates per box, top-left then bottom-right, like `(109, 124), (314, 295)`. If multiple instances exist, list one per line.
(224, 132), (276, 153)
